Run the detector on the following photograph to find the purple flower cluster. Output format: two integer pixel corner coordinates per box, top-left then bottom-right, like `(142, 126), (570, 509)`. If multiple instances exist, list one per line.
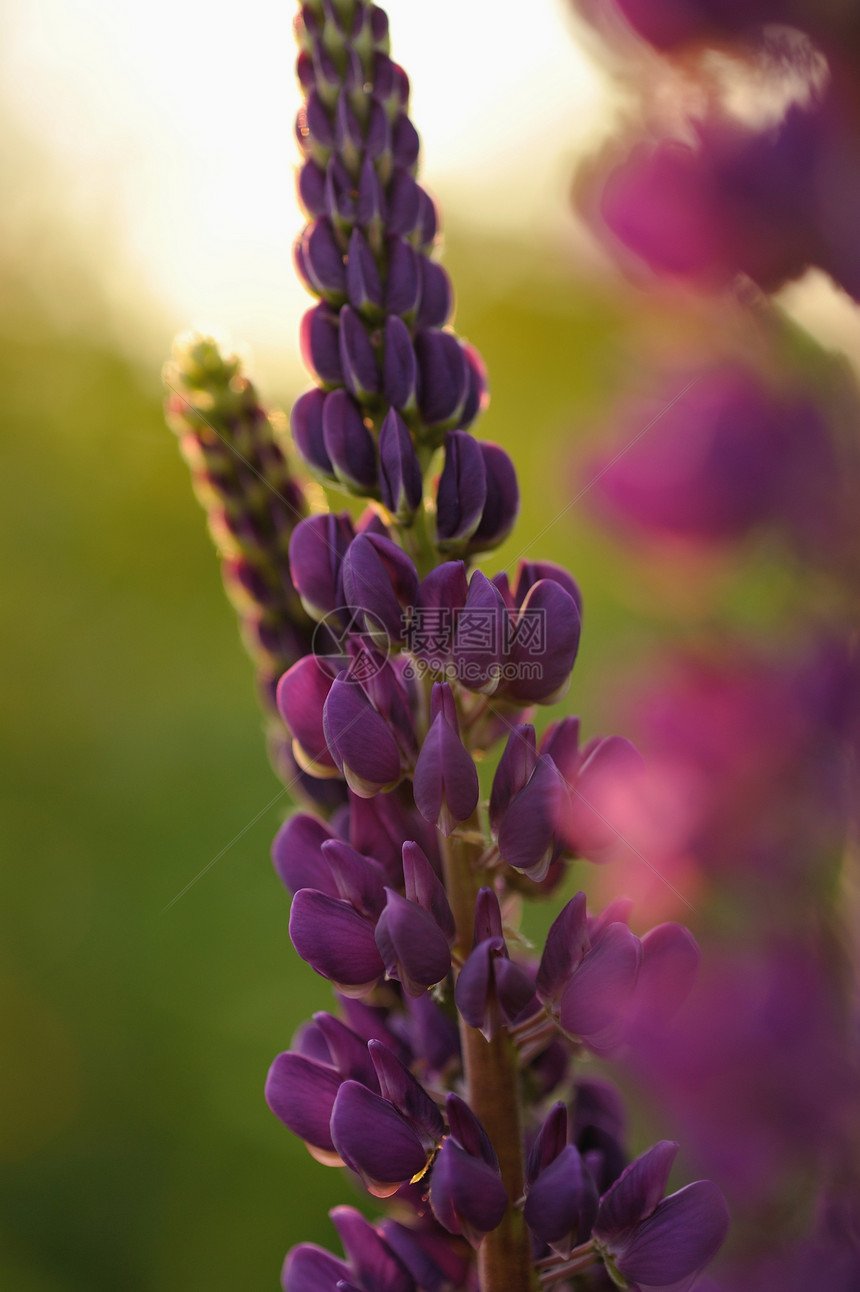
(244, 4), (731, 1290)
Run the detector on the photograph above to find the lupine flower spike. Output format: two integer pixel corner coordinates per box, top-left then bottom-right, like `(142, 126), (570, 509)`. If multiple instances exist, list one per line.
(167, 3), (729, 1289)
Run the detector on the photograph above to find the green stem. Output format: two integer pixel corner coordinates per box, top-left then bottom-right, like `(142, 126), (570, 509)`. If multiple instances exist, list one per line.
(441, 826), (538, 1292)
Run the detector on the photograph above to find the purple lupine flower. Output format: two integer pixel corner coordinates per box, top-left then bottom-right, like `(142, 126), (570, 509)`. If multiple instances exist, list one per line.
(341, 531), (419, 645)
(454, 888), (536, 1040)
(289, 887), (384, 995)
(288, 511), (355, 622)
(413, 683), (479, 834)
(537, 894), (643, 1051)
(593, 1142), (730, 1291)
(374, 888), (452, 995)
(277, 656), (341, 776)
(451, 570), (510, 695)
(435, 430), (488, 549)
(323, 669), (405, 796)
(429, 1093), (508, 1247)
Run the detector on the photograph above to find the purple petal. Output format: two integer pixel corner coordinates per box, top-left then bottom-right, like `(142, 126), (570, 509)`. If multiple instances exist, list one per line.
(289, 889), (383, 994)
(339, 305), (380, 400)
(313, 1012), (379, 1090)
(524, 1144), (598, 1246)
(536, 892), (589, 1008)
(368, 1039), (445, 1151)
(288, 512), (355, 621)
(330, 1080), (428, 1192)
(322, 389), (378, 493)
(323, 838), (387, 919)
(559, 922), (642, 1049)
(445, 1092), (498, 1166)
(300, 302), (343, 388)
(632, 923), (701, 1033)
(473, 886), (504, 944)
(374, 890), (452, 996)
(451, 571), (509, 695)
(505, 578), (581, 706)
(415, 331), (469, 429)
(468, 441), (519, 552)
(454, 940), (498, 1039)
(526, 1102), (569, 1185)
(611, 1181), (730, 1286)
(329, 1207), (414, 1292)
(595, 1140), (679, 1238)
(346, 227), (383, 316)
(435, 430), (487, 547)
(413, 711), (479, 836)
(379, 409), (423, 520)
(489, 724), (538, 835)
(282, 1244), (349, 1292)
(383, 315), (418, 412)
(276, 657), (338, 773)
(323, 674), (403, 797)
(498, 756), (567, 881)
(429, 1138), (507, 1247)
(402, 841), (455, 944)
(291, 387), (334, 475)
(265, 1052), (341, 1152)
(272, 814), (337, 897)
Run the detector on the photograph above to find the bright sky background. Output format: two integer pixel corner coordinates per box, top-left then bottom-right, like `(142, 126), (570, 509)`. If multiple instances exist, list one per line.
(1, 0), (607, 359)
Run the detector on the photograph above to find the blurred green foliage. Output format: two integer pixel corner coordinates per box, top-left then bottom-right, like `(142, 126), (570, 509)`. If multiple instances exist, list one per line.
(0, 210), (685, 1289)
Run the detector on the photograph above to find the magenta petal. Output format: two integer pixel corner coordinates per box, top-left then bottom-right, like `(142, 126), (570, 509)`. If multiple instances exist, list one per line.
(559, 922), (642, 1049)
(374, 890), (452, 996)
(611, 1181), (730, 1287)
(330, 1081), (428, 1187)
(265, 1052), (341, 1152)
(282, 1243), (349, 1292)
(596, 1140), (679, 1237)
(289, 889), (383, 994)
(429, 1138), (507, 1247)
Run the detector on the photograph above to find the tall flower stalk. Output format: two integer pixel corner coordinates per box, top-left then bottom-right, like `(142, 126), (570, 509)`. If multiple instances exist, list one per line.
(167, 4), (729, 1289)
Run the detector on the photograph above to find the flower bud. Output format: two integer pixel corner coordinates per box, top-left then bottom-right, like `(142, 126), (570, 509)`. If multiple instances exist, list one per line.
(386, 234), (422, 319)
(374, 888), (452, 996)
(346, 227), (384, 319)
(416, 258), (452, 329)
(467, 442), (519, 553)
(415, 330), (469, 430)
(435, 430), (487, 549)
(321, 388), (378, 493)
(288, 511), (355, 621)
(291, 387), (334, 477)
(339, 305), (380, 401)
(382, 315), (419, 412)
(300, 217), (347, 303)
(379, 409), (423, 521)
(300, 302), (343, 387)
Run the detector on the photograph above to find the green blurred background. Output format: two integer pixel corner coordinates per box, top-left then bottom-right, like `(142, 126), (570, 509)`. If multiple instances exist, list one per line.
(0, 0), (813, 1285)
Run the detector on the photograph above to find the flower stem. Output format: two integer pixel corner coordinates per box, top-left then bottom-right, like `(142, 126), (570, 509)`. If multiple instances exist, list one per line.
(441, 827), (538, 1292)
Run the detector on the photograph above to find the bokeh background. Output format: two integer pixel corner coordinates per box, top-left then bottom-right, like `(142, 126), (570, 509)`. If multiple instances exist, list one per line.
(3, 1), (857, 1288)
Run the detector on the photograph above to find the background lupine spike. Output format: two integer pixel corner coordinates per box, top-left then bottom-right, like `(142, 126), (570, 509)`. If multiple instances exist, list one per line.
(164, 332), (348, 809)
